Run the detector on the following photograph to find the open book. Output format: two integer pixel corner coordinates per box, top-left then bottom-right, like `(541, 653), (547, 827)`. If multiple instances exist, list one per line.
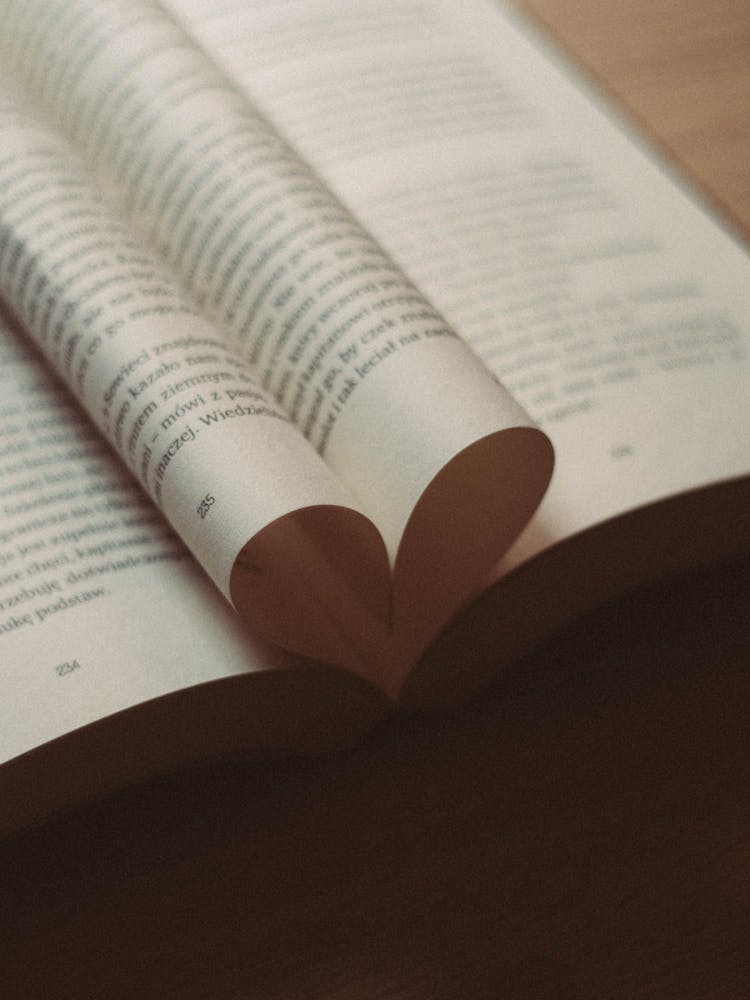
(0, 0), (748, 834)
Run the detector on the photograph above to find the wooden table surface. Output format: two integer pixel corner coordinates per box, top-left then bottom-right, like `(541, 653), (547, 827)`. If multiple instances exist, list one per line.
(2, 3), (750, 997)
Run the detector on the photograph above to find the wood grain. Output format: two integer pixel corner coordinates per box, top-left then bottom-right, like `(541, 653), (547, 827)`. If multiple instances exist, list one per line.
(1, 3), (749, 998)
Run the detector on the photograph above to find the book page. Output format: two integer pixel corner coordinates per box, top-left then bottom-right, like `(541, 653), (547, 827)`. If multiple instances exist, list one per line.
(0, 308), (312, 767)
(0, 0), (554, 673)
(162, 0), (750, 574)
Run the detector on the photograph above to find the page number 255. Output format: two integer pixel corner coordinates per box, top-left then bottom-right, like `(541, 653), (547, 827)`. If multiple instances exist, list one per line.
(197, 493), (216, 520)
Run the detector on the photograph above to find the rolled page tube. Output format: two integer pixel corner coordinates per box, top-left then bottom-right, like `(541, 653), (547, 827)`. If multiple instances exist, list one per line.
(0, 88), (392, 671)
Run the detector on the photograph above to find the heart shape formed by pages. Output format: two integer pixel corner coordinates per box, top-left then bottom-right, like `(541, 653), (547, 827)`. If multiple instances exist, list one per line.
(230, 426), (553, 696)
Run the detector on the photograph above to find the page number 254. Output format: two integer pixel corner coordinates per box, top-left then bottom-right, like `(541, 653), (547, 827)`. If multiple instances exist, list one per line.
(54, 660), (81, 677)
